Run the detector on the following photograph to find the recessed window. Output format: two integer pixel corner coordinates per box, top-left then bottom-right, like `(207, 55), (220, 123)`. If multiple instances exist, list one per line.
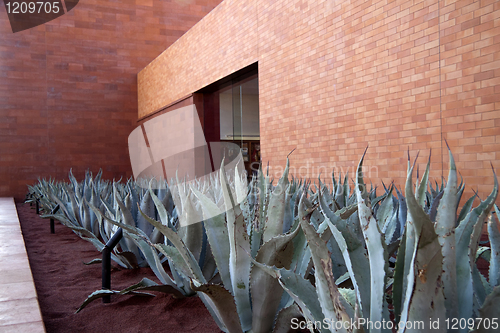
(219, 75), (259, 141)
(196, 63), (260, 178)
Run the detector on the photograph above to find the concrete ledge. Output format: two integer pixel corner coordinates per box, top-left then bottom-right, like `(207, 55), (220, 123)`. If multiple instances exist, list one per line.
(0, 198), (46, 333)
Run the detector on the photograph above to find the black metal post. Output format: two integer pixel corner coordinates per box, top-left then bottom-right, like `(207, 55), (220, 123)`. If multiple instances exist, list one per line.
(102, 247), (111, 303)
(102, 228), (123, 303)
(35, 199), (39, 214)
(49, 205), (59, 234)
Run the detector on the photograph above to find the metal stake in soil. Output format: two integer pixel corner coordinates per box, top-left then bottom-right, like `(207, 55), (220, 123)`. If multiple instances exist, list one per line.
(102, 228), (123, 303)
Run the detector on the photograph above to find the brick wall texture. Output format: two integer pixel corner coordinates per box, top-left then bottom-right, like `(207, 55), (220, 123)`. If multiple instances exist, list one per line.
(139, 0), (500, 204)
(0, 0), (222, 200)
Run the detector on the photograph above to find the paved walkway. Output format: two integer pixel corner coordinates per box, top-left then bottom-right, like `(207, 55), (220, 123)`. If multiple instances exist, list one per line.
(0, 197), (46, 333)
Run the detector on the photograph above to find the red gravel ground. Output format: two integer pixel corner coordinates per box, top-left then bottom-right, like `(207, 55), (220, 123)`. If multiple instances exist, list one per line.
(17, 203), (221, 333)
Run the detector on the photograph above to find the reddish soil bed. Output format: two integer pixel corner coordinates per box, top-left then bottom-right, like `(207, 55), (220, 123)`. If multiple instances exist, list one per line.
(17, 203), (221, 333)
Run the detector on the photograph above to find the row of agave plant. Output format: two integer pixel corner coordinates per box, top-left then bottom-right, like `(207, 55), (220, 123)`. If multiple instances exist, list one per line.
(27, 170), (177, 269)
(26, 147), (500, 333)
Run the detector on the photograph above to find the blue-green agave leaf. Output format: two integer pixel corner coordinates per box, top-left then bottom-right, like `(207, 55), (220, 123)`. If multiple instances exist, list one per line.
(456, 171), (498, 323)
(489, 205), (500, 287)
(190, 186), (232, 293)
(263, 158), (290, 243)
(250, 259), (329, 333)
(355, 148), (387, 332)
(219, 159), (252, 331)
(435, 145), (458, 319)
(139, 208), (206, 285)
(272, 303), (302, 333)
(118, 277), (184, 298)
(415, 151), (431, 208)
(320, 191), (370, 320)
(392, 227), (406, 324)
(299, 193), (351, 332)
(457, 194), (476, 226)
(251, 222), (299, 333)
(471, 286), (500, 333)
(190, 283), (243, 333)
(82, 258), (102, 265)
(76, 290), (116, 313)
(127, 233), (179, 288)
(399, 153), (445, 333)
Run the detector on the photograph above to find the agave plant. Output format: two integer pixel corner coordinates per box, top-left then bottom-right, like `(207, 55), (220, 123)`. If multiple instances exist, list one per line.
(77, 173), (227, 311)
(28, 170), (169, 269)
(92, 158), (315, 332)
(27, 171), (104, 240)
(27, 177), (65, 214)
(179, 158), (318, 333)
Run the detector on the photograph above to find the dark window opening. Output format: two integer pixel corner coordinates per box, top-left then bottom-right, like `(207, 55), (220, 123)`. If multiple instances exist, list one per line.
(195, 63), (260, 179)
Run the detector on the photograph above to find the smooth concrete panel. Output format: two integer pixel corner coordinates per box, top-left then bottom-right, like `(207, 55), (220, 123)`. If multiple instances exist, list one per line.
(0, 198), (46, 332)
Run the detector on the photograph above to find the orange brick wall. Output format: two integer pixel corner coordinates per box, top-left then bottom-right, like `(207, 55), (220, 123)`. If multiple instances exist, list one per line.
(138, 0), (500, 203)
(138, 0), (259, 116)
(0, 0), (222, 200)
